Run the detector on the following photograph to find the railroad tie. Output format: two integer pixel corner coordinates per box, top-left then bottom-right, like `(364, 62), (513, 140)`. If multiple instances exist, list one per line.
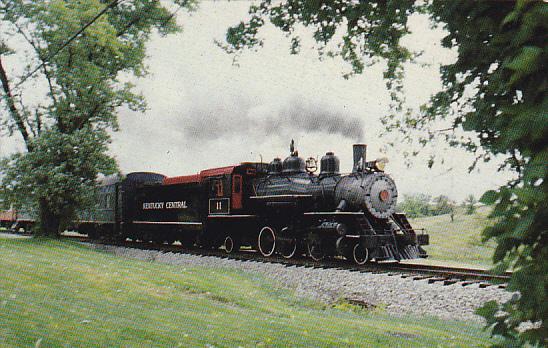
(443, 279), (459, 286)
(412, 275), (433, 281)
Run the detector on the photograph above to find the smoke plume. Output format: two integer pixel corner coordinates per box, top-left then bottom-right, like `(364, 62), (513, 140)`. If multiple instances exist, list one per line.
(180, 98), (364, 142)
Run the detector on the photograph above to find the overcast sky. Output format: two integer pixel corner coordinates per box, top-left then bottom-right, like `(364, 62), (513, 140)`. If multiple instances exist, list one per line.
(1, 1), (512, 202)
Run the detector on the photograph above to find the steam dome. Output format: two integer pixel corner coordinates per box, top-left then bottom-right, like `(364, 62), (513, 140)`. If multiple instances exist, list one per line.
(282, 155), (306, 174)
(320, 152), (340, 175)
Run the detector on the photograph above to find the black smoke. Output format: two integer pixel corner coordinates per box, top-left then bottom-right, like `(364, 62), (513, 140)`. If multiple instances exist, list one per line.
(180, 98), (364, 142)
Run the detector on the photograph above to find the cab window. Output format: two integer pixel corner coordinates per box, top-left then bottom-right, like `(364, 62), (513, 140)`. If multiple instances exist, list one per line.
(233, 176), (241, 193)
(211, 180), (224, 197)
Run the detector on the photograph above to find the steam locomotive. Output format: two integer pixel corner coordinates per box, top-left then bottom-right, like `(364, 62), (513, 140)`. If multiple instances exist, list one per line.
(2, 142), (428, 264)
(77, 141), (428, 264)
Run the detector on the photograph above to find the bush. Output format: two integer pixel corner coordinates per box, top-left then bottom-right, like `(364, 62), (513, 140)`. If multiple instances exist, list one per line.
(398, 194), (457, 218)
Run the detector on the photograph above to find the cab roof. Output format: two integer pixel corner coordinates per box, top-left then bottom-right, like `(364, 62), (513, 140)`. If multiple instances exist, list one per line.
(163, 165), (238, 186)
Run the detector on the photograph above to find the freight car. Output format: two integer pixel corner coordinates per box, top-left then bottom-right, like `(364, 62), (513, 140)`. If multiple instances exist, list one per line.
(0, 208), (34, 231)
(78, 142), (428, 264)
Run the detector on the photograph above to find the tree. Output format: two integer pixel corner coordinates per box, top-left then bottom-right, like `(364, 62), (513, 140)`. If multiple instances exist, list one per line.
(0, 0), (195, 236)
(397, 193), (432, 218)
(432, 194), (454, 216)
(463, 194), (477, 215)
(398, 194), (456, 218)
(221, 1), (547, 345)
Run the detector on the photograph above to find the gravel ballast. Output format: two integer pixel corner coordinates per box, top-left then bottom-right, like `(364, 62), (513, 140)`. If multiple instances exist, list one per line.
(89, 244), (513, 323)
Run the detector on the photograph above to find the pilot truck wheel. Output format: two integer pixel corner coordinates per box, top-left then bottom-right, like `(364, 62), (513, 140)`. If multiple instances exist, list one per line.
(353, 243), (369, 265)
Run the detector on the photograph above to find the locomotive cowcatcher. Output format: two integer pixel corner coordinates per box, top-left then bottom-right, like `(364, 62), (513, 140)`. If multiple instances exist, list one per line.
(78, 142), (429, 264)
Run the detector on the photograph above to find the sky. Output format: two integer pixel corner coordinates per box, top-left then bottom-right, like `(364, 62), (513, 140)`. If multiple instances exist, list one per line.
(0, 1), (513, 202)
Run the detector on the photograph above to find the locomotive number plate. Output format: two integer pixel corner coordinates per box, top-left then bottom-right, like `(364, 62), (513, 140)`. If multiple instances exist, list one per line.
(209, 198), (230, 215)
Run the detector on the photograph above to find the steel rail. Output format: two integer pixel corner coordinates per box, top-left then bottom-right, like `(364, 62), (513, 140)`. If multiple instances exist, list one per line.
(57, 234), (510, 285)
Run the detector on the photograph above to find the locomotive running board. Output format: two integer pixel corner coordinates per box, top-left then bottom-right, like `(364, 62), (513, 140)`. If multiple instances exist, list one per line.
(250, 194), (313, 200)
(207, 215), (257, 218)
(132, 221), (203, 225)
(302, 212), (364, 215)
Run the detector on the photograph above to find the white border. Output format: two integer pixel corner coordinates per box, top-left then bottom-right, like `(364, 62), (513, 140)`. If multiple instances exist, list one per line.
(208, 198), (230, 215)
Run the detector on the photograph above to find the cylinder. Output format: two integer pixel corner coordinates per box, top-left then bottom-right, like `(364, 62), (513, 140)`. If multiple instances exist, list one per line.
(353, 144), (367, 173)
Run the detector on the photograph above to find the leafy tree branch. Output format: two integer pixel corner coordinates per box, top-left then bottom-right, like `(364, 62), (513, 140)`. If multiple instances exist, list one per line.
(221, 0), (547, 345)
(0, 0), (196, 236)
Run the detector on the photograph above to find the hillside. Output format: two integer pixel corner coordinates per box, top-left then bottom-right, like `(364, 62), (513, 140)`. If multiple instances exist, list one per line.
(0, 236), (497, 347)
(409, 206), (495, 268)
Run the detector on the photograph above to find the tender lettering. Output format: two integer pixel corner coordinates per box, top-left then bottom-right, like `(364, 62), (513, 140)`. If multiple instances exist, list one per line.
(142, 201), (188, 210)
(143, 202), (164, 210)
(166, 201), (188, 209)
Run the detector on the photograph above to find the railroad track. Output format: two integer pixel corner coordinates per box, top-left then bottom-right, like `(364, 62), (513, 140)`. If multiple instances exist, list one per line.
(58, 233), (510, 288)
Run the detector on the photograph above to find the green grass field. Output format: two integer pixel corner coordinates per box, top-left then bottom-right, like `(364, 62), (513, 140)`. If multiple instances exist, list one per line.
(0, 236), (497, 347)
(409, 206), (496, 268)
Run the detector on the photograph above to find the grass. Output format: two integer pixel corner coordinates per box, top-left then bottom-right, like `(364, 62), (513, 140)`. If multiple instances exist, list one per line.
(410, 206), (496, 268)
(0, 236), (497, 347)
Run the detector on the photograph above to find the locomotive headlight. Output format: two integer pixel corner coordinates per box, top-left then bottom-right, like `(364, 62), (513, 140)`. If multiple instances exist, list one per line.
(374, 157), (389, 171)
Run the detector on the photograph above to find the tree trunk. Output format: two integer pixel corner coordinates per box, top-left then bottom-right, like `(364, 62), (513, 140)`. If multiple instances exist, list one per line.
(38, 198), (61, 237)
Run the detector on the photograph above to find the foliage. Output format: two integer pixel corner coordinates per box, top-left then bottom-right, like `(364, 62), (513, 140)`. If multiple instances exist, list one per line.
(1, 129), (116, 228)
(398, 193), (455, 218)
(463, 194), (478, 215)
(0, 184), (8, 209)
(222, 0), (547, 345)
(432, 194), (455, 216)
(0, 236), (499, 347)
(218, 0), (418, 117)
(397, 193), (431, 218)
(0, 0), (195, 235)
(430, 2), (547, 345)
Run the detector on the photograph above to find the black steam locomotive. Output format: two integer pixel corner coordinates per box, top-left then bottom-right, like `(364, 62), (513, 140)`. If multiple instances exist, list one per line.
(78, 142), (428, 264)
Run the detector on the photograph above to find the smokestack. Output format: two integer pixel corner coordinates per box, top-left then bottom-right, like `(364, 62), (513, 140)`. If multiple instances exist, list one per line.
(353, 144), (367, 173)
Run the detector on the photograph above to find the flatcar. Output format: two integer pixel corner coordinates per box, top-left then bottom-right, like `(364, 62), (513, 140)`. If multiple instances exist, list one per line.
(77, 142), (428, 264)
